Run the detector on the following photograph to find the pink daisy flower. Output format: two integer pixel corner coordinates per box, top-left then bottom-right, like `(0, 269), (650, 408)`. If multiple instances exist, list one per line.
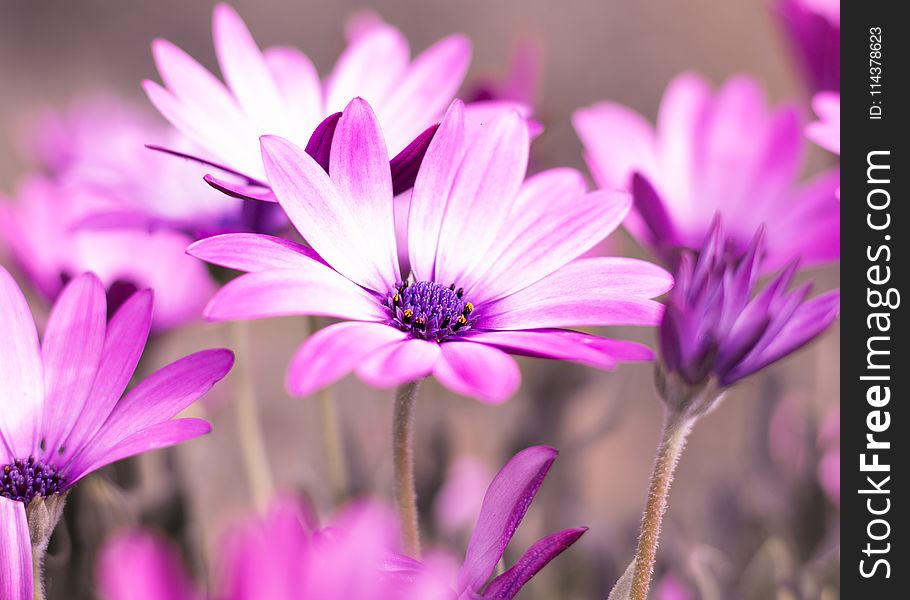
(573, 72), (840, 272)
(189, 98), (670, 403)
(0, 267), (233, 599)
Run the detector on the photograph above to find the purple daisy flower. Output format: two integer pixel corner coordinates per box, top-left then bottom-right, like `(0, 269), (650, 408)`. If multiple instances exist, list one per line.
(573, 73), (840, 272)
(659, 220), (839, 408)
(0, 266), (233, 599)
(189, 98), (671, 403)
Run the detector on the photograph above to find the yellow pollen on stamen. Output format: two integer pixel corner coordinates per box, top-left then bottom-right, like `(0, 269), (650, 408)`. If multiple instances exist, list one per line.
(464, 302), (474, 313)
(403, 309), (413, 318)
(456, 315), (467, 325)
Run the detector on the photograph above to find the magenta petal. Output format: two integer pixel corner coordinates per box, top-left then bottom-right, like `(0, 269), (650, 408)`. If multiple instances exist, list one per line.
(305, 112), (341, 173)
(286, 322), (407, 397)
(61, 290), (153, 466)
(71, 418), (212, 482)
(95, 529), (197, 600)
(390, 123), (439, 196)
(204, 174), (277, 202)
(433, 342), (520, 404)
(465, 329), (653, 369)
(66, 349), (232, 480)
(0, 266), (43, 460)
(408, 100), (466, 282)
(355, 339), (442, 388)
(481, 528), (587, 599)
(572, 101), (657, 190)
(0, 499), (31, 600)
(204, 267), (385, 322)
(458, 446), (557, 592)
(188, 233), (323, 272)
(40, 273), (107, 457)
(477, 258), (672, 330)
(261, 134), (392, 292)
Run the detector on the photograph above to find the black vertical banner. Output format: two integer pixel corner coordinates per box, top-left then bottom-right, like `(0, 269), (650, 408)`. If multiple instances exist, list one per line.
(841, 0), (908, 597)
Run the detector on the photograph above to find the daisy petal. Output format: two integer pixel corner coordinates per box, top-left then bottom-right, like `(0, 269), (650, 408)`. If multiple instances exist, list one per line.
(572, 102), (656, 190)
(434, 110), (529, 286)
(40, 273), (107, 457)
(408, 101), (466, 282)
(477, 258), (672, 330)
(458, 446), (557, 591)
(188, 233), (323, 272)
(61, 290), (153, 465)
(204, 267), (384, 322)
(433, 342), (520, 404)
(482, 528), (587, 600)
(263, 46), (324, 137)
(329, 98), (400, 290)
(465, 329), (653, 369)
(0, 267), (43, 460)
(261, 134), (392, 291)
(0, 499), (31, 600)
(287, 322), (407, 396)
(355, 339), (442, 388)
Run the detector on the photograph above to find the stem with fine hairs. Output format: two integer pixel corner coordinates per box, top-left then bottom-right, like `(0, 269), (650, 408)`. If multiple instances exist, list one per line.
(393, 380), (422, 557)
(629, 410), (694, 600)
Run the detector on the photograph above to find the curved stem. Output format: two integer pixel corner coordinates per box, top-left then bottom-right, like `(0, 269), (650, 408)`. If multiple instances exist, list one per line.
(393, 380), (422, 558)
(630, 410), (694, 600)
(229, 321), (275, 512)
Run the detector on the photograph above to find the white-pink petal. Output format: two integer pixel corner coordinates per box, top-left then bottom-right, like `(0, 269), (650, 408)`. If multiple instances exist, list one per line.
(433, 342), (520, 404)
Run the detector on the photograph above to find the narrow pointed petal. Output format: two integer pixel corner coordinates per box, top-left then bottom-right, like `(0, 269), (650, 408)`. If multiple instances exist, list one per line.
(434, 111), (529, 286)
(0, 499), (31, 600)
(355, 339), (442, 388)
(329, 98), (400, 289)
(477, 258), (672, 330)
(408, 101), (466, 282)
(188, 233), (323, 273)
(287, 322), (407, 397)
(458, 446), (558, 592)
(204, 267), (385, 323)
(631, 173), (680, 253)
(305, 112), (341, 173)
(96, 530), (197, 600)
(61, 290), (153, 465)
(261, 135), (391, 291)
(66, 350), (231, 479)
(481, 528), (587, 599)
(71, 418), (212, 482)
(0, 266), (43, 459)
(433, 342), (520, 404)
(204, 174), (276, 202)
(40, 273), (107, 456)
(465, 330), (653, 369)
(213, 4), (286, 133)
(390, 124), (439, 196)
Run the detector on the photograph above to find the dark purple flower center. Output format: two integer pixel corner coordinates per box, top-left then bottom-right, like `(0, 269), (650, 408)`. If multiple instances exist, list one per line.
(1, 457), (65, 503)
(386, 281), (476, 342)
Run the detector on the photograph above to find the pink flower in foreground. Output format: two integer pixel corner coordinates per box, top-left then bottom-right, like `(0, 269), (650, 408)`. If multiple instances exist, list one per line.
(144, 3), (477, 188)
(806, 91), (839, 156)
(0, 267), (232, 599)
(22, 97), (281, 236)
(573, 73), (839, 272)
(96, 530), (200, 600)
(0, 176), (216, 330)
(190, 98), (670, 403)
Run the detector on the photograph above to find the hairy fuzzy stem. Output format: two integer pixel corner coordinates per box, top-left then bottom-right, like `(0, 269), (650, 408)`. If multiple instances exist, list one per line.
(317, 386), (349, 504)
(229, 321), (275, 512)
(630, 411), (694, 600)
(27, 495), (66, 600)
(393, 380), (422, 558)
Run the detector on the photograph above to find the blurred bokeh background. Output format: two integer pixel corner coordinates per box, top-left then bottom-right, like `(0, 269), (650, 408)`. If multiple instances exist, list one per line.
(1, 1), (839, 598)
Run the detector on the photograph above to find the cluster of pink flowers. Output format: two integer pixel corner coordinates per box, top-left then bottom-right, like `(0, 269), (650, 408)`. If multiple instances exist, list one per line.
(1, 2), (838, 598)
